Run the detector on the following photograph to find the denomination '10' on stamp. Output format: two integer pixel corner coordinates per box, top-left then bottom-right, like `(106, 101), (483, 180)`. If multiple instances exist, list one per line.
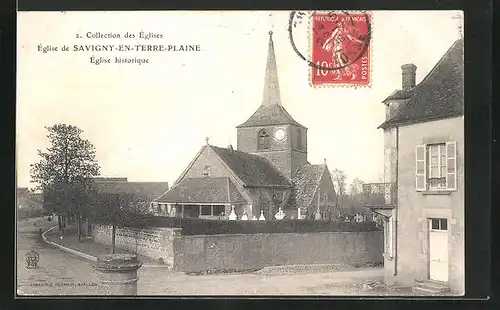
(310, 11), (372, 87)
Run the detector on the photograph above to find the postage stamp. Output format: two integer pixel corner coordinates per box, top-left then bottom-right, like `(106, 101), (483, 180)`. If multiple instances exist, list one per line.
(309, 11), (372, 87)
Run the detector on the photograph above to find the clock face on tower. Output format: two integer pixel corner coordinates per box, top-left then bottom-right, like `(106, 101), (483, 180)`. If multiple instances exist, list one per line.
(274, 128), (286, 141)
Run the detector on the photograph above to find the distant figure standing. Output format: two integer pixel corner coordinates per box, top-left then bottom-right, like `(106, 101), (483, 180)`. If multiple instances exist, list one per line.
(241, 212), (249, 221)
(258, 210), (266, 221)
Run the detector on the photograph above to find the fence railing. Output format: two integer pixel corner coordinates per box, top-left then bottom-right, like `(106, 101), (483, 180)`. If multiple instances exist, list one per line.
(362, 183), (397, 206)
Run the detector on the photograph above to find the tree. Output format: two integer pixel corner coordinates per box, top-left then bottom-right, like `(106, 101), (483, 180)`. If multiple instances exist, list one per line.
(331, 169), (348, 214)
(346, 178), (368, 215)
(349, 178), (365, 196)
(90, 191), (150, 254)
(30, 124), (100, 238)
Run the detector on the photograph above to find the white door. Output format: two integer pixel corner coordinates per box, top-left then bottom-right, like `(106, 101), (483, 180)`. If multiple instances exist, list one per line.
(429, 218), (449, 282)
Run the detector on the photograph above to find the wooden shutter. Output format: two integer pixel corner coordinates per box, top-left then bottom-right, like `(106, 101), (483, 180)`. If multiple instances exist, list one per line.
(446, 141), (457, 190)
(387, 217), (393, 257)
(415, 145), (427, 191)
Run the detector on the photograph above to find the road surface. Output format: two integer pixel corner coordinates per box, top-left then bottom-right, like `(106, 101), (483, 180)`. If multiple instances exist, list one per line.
(17, 217), (387, 296)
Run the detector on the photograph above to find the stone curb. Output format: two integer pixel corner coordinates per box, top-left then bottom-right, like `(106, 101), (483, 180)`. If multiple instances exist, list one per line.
(41, 225), (97, 262)
(254, 263), (357, 275)
(41, 226), (171, 269)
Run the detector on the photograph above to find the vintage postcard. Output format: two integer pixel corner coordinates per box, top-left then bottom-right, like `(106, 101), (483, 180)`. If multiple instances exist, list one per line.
(16, 10), (464, 296)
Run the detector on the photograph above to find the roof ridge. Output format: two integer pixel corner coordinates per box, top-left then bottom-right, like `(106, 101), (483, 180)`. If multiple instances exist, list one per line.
(379, 39), (463, 130)
(19, 196), (42, 206)
(382, 39), (463, 104)
(306, 165), (326, 207)
(414, 39), (463, 90)
(172, 145), (209, 186)
(209, 145), (249, 188)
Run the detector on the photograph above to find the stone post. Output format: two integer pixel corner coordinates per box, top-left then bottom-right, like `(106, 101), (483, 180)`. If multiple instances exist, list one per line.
(94, 254), (143, 295)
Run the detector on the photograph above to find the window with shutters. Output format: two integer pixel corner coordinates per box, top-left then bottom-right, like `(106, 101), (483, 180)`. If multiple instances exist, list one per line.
(385, 217), (393, 257)
(415, 141), (457, 191)
(428, 143), (447, 189)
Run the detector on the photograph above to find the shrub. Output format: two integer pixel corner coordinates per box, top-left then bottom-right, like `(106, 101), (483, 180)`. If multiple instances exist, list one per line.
(17, 208), (44, 220)
(119, 215), (382, 235)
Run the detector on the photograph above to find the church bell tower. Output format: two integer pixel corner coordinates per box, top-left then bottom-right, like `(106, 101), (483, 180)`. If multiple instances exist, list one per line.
(236, 31), (308, 180)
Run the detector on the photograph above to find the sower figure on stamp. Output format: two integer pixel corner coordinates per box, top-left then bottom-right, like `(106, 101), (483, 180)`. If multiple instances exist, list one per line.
(322, 20), (363, 79)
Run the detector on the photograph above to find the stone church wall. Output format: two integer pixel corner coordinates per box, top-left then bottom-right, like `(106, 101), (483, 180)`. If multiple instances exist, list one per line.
(308, 168), (338, 219)
(236, 125), (308, 180)
(184, 147), (231, 179)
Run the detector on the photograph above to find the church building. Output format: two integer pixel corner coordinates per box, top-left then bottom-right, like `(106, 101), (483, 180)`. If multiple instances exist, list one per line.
(156, 31), (337, 220)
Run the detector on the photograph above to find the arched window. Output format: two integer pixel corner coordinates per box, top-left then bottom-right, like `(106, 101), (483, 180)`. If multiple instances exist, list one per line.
(258, 129), (270, 150)
(297, 128), (302, 150)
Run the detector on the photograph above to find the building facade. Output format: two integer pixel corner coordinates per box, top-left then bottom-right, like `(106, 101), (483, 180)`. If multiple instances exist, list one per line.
(157, 32), (337, 220)
(364, 39), (464, 294)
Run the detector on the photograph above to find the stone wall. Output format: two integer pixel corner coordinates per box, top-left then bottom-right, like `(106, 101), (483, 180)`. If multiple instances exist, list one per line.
(173, 231), (383, 273)
(92, 224), (181, 265)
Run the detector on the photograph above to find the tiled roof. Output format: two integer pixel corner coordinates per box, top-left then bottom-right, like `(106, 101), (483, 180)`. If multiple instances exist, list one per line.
(379, 39), (464, 129)
(16, 187), (43, 205)
(92, 177), (128, 182)
(382, 89), (413, 102)
(156, 177), (246, 204)
(210, 145), (292, 188)
(288, 164), (326, 209)
(17, 188), (29, 197)
(92, 180), (169, 201)
(236, 103), (306, 129)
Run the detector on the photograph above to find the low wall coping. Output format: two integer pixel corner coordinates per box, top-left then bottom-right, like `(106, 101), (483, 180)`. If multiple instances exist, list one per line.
(176, 231), (380, 239)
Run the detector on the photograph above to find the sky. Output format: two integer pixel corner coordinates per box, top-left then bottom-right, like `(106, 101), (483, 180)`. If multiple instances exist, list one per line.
(16, 10), (463, 189)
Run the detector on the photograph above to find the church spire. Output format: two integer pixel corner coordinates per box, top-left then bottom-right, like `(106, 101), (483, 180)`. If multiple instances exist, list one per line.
(262, 31), (281, 106)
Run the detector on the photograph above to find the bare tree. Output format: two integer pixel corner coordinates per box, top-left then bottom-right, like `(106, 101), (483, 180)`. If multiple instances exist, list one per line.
(331, 169), (347, 215)
(347, 178), (367, 215)
(349, 178), (365, 196)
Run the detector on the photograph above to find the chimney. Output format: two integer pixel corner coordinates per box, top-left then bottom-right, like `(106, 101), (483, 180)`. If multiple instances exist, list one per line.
(401, 63), (417, 90)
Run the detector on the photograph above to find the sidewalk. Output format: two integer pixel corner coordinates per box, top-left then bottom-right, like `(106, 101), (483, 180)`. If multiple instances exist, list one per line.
(43, 226), (170, 268)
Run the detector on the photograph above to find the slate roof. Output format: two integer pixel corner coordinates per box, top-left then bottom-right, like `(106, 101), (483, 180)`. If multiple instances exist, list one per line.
(16, 188), (43, 207)
(17, 188), (29, 197)
(156, 177), (246, 204)
(379, 39), (464, 129)
(287, 164), (326, 209)
(236, 103), (307, 129)
(210, 145), (292, 188)
(91, 179), (169, 201)
(382, 89), (413, 102)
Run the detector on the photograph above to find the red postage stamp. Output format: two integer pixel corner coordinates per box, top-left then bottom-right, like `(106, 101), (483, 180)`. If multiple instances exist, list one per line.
(310, 11), (372, 87)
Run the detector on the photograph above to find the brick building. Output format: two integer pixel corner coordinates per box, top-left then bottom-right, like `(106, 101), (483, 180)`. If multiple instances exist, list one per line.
(157, 32), (337, 220)
(364, 39), (464, 294)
